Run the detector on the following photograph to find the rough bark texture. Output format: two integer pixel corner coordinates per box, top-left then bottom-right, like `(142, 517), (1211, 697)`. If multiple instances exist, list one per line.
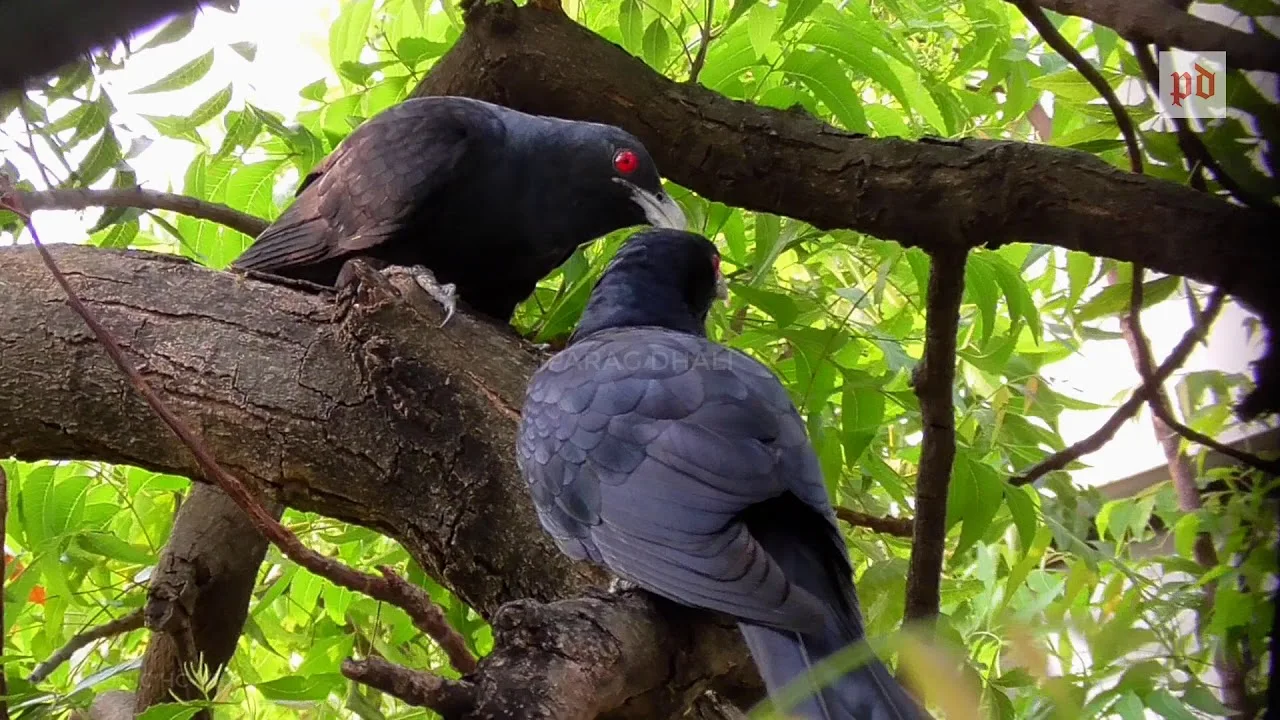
(0, 245), (759, 717)
(1015, 0), (1280, 73)
(134, 485), (282, 717)
(409, 0), (1280, 416)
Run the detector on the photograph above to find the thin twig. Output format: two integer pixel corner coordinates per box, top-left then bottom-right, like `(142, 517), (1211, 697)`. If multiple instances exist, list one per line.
(687, 0), (714, 83)
(903, 248), (967, 623)
(1012, 288), (1227, 485)
(28, 608), (145, 684)
(13, 186), (268, 238)
(1132, 43), (1277, 211)
(0, 185), (477, 675)
(1127, 269), (1280, 476)
(1, 465), (8, 720)
(1014, 0), (1142, 174)
(834, 507), (914, 538)
(341, 657), (475, 715)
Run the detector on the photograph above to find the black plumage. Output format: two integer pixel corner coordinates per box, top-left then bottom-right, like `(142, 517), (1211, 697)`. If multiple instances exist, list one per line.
(517, 229), (934, 720)
(232, 96), (684, 321)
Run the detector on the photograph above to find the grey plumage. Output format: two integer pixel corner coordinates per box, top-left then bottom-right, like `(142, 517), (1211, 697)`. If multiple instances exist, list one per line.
(517, 229), (933, 719)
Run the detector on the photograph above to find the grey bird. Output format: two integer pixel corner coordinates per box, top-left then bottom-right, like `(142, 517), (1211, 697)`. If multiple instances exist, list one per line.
(232, 95), (685, 322)
(516, 228), (934, 719)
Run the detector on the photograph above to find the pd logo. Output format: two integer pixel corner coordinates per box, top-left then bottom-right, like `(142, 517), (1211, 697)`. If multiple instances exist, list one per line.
(1158, 51), (1226, 119)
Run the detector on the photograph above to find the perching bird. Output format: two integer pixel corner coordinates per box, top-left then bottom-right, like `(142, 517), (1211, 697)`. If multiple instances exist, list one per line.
(516, 229), (933, 720)
(232, 96), (685, 323)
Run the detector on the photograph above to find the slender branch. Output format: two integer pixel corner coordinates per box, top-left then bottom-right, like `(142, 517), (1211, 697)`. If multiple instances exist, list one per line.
(1003, 0), (1280, 73)
(341, 657), (475, 716)
(12, 187), (269, 238)
(1126, 270), (1280, 477)
(1014, 0), (1142, 174)
(834, 507), (914, 538)
(1, 465), (8, 720)
(1132, 43), (1276, 211)
(1011, 288), (1226, 486)
(28, 609), (146, 684)
(688, 0), (714, 83)
(903, 248), (967, 623)
(0, 185), (476, 676)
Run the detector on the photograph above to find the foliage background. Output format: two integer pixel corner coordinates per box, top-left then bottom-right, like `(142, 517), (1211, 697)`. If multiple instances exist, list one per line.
(1, 0), (1276, 718)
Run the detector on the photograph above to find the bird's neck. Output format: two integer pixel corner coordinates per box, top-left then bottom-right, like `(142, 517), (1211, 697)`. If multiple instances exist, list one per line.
(571, 272), (707, 342)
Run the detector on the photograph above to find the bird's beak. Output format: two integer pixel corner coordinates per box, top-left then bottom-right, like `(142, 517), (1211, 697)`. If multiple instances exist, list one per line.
(616, 179), (687, 230)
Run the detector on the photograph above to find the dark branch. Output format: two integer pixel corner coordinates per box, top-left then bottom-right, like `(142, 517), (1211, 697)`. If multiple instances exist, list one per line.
(1011, 288), (1226, 486)
(1004, 0), (1280, 73)
(903, 249), (966, 623)
(1014, 0), (1142, 174)
(0, 0), (206, 92)
(29, 609), (145, 684)
(834, 507), (914, 538)
(341, 657), (475, 717)
(14, 187), (269, 239)
(0, 187), (476, 676)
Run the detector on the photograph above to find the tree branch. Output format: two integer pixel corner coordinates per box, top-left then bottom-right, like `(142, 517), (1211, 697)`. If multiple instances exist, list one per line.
(1014, 0), (1142, 174)
(412, 0), (1280, 417)
(835, 507), (914, 538)
(28, 609), (145, 684)
(0, 0), (207, 92)
(1004, 0), (1280, 73)
(12, 187), (268, 239)
(903, 249), (966, 623)
(0, 188), (475, 676)
(1011, 288), (1226, 486)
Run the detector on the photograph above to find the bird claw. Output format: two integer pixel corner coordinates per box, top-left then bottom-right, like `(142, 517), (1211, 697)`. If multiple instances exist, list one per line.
(382, 264), (458, 328)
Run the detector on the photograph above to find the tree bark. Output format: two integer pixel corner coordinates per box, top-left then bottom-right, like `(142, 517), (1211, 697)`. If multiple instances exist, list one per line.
(0, 244), (759, 717)
(410, 0), (1280, 416)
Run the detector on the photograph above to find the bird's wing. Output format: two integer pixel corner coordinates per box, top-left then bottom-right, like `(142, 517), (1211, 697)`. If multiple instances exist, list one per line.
(517, 328), (841, 631)
(233, 98), (503, 272)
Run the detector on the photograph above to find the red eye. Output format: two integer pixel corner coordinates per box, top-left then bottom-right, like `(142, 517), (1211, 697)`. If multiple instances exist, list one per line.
(711, 254), (721, 275)
(613, 149), (639, 175)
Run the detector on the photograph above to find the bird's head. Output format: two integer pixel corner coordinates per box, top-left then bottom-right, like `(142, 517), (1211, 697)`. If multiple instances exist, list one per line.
(555, 124), (686, 234)
(571, 228), (727, 342)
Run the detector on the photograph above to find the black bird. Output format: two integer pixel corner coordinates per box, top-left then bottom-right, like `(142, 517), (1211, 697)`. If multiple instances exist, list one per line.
(232, 96), (685, 322)
(516, 229), (933, 720)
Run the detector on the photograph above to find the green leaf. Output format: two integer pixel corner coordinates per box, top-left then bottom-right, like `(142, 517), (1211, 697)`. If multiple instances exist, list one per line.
(1003, 485), (1038, 550)
(1076, 275), (1180, 322)
(299, 79), (329, 102)
(1172, 513), (1200, 558)
(136, 706), (203, 720)
(840, 387), (883, 464)
(642, 21), (671, 70)
(618, 0), (644, 53)
(947, 455), (1003, 558)
(133, 50), (215, 94)
(781, 51), (868, 133)
(330, 0), (376, 73)
(137, 13), (197, 51)
(1030, 68), (1122, 103)
(964, 254), (1000, 347)
(75, 531), (154, 565)
(187, 83), (234, 128)
(746, 3), (776, 57)
(75, 129), (123, 185)
(797, 24), (912, 113)
(1181, 687), (1231, 716)
(93, 219), (140, 249)
(230, 41), (257, 62)
(724, 0), (759, 29)
(1065, 250), (1094, 309)
(395, 38), (448, 67)
(254, 674), (345, 702)
(1143, 689), (1197, 720)
(778, 0), (822, 34)
(226, 159), (285, 221)
(732, 284), (799, 327)
(974, 252), (1042, 343)
(141, 114), (203, 143)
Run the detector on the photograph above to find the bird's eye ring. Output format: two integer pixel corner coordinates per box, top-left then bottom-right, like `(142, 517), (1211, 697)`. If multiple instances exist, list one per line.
(613, 149), (639, 175)
(711, 253), (721, 275)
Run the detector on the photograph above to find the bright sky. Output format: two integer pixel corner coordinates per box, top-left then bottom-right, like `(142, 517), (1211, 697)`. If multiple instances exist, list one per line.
(0, 0), (1269, 488)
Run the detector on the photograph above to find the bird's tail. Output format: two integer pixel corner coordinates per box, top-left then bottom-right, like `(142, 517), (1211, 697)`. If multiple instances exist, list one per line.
(739, 618), (929, 720)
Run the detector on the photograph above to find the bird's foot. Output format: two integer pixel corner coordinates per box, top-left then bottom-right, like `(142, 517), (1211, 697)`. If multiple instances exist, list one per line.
(385, 264), (458, 328)
(607, 576), (639, 594)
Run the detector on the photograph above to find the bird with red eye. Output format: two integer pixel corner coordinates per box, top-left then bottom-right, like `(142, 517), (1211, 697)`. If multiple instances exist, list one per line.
(613, 148), (640, 175)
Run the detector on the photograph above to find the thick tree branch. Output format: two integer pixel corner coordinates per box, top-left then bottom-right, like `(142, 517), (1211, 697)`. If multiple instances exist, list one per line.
(13, 187), (269, 239)
(903, 249), (966, 623)
(0, 244), (760, 717)
(28, 610), (145, 685)
(411, 0), (1280, 417)
(1005, 0), (1280, 73)
(1, 190), (476, 676)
